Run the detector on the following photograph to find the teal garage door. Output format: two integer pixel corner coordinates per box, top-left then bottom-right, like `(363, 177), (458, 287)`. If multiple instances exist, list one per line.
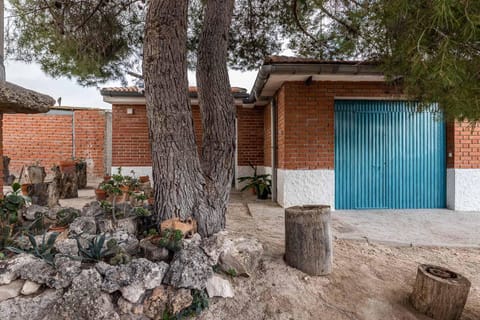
(335, 100), (446, 209)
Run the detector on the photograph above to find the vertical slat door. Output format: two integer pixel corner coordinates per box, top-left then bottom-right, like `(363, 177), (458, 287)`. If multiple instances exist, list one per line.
(335, 100), (446, 210)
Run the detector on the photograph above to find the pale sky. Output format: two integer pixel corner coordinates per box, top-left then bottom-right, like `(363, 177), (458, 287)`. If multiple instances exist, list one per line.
(5, 60), (258, 109)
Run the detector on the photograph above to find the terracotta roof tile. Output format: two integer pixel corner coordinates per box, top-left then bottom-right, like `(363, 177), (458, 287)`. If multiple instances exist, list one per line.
(264, 55), (379, 66)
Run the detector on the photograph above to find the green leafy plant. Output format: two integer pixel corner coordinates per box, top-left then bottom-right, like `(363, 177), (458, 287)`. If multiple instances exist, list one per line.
(134, 207), (151, 217)
(176, 290), (209, 318)
(154, 228), (183, 252)
(237, 164), (272, 200)
(75, 234), (115, 262)
(0, 183), (30, 250)
(226, 268), (238, 277)
(56, 209), (79, 227)
(6, 231), (59, 266)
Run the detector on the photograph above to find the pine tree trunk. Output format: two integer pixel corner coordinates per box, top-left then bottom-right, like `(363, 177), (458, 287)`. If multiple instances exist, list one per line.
(195, 0), (236, 236)
(143, 0), (236, 237)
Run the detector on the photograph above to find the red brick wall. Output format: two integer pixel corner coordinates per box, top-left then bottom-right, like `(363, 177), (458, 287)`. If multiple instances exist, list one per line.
(3, 110), (106, 178)
(446, 121), (480, 169)
(237, 106), (264, 166)
(74, 110), (107, 177)
(0, 114), (3, 196)
(112, 105), (151, 167)
(264, 103), (272, 167)
(277, 81), (403, 170)
(112, 104), (265, 167)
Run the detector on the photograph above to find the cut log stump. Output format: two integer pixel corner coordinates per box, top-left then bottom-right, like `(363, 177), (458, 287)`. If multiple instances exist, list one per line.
(285, 205), (332, 276)
(410, 264), (471, 320)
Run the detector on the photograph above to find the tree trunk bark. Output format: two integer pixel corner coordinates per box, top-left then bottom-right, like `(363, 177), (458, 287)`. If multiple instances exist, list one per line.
(285, 205), (333, 276)
(144, 0), (205, 223)
(144, 0), (236, 237)
(410, 264), (471, 320)
(196, 0), (236, 236)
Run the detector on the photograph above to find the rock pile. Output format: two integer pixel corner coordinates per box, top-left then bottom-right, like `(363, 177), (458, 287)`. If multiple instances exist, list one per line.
(0, 202), (263, 319)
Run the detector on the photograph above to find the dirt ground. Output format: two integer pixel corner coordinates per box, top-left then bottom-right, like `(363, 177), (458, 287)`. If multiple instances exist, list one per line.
(198, 194), (480, 320)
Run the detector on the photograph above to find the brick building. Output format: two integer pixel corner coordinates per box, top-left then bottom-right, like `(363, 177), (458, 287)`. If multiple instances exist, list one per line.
(3, 107), (110, 179)
(102, 56), (480, 211)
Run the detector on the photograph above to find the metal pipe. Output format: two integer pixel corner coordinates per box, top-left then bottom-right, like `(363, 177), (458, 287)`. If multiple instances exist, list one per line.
(0, 0), (5, 82)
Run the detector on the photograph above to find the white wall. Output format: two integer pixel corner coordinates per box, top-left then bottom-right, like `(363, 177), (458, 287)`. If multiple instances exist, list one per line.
(276, 169), (335, 209)
(447, 169), (480, 211)
(111, 166), (152, 180)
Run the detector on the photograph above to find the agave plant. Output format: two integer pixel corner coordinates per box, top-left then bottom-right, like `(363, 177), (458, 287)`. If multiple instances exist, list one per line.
(75, 234), (115, 262)
(6, 231), (59, 266)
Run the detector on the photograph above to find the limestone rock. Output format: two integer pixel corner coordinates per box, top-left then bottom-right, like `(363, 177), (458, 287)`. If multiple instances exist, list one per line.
(0, 254), (36, 285)
(164, 246), (212, 290)
(117, 297), (144, 315)
(143, 286), (169, 319)
(22, 204), (50, 221)
(0, 280), (24, 302)
(101, 259), (169, 303)
(82, 201), (105, 217)
(120, 259), (169, 303)
(54, 238), (78, 256)
(170, 288), (193, 314)
(50, 269), (119, 320)
(106, 230), (140, 255)
(69, 216), (97, 237)
(20, 280), (41, 295)
(0, 289), (61, 320)
(139, 239), (169, 262)
(98, 216), (138, 235)
(17, 256), (79, 289)
(218, 235), (263, 277)
(183, 233), (202, 248)
(206, 274), (234, 298)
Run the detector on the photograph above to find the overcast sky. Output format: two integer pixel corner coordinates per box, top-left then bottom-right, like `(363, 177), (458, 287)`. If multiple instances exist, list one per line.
(5, 60), (258, 109)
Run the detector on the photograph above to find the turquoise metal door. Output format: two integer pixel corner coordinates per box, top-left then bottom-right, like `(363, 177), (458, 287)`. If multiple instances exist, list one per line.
(335, 100), (446, 209)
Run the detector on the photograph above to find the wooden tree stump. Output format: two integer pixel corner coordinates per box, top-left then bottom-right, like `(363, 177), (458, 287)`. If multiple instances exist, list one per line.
(411, 264), (471, 320)
(2, 156), (14, 185)
(27, 165), (46, 184)
(25, 183), (50, 206)
(285, 205), (332, 276)
(76, 161), (87, 189)
(52, 166), (78, 199)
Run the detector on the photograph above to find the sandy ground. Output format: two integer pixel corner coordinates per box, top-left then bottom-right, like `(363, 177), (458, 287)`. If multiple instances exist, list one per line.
(198, 194), (480, 320)
(57, 189), (480, 319)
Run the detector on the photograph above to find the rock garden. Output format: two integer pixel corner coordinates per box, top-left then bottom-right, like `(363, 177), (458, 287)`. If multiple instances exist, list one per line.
(0, 170), (263, 320)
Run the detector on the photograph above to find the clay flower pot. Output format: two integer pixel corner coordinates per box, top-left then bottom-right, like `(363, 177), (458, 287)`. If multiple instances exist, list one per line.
(59, 160), (76, 174)
(139, 176), (150, 183)
(48, 225), (68, 233)
(103, 175), (112, 182)
(21, 183), (32, 196)
(95, 189), (107, 201)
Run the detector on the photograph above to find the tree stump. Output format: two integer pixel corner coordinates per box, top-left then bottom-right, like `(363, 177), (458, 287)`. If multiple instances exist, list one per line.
(2, 156), (15, 185)
(410, 264), (471, 320)
(52, 166), (78, 199)
(26, 165), (46, 184)
(285, 205), (332, 276)
(76, 161), (87, 189)
(25, 183), (50, 206)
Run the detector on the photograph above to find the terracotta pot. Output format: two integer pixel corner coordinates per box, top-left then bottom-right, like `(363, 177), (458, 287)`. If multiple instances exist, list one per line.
(103, 175), (112, 182)
(48, 225), (68, 233)
(147, 198), (154, 205)
(95, 189), (107, 201)
(111, 186), (129, 204)
(21, 183), (32, 196)
(59, 160), (76, 174)
(139, 176), (150, 183)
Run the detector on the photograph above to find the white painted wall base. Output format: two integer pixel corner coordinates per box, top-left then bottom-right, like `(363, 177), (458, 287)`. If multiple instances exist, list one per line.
(277, 169), (334, 209)
(447, 169), (480, 211)
(111, 166), (152, 180)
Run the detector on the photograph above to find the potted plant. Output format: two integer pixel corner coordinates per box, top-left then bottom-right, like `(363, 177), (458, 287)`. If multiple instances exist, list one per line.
(237, 164), (272, 200)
